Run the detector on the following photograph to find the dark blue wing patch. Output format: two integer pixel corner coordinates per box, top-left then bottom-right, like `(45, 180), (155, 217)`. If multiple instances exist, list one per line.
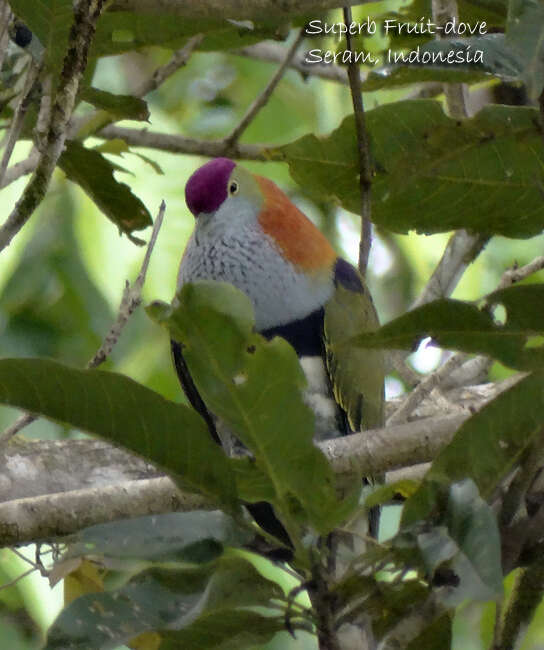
(260, 307), (324, 357)
(334, 257), (364, 293)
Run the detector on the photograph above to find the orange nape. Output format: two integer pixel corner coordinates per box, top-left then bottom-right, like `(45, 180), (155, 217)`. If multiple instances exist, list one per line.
(255, 175), (336, 273)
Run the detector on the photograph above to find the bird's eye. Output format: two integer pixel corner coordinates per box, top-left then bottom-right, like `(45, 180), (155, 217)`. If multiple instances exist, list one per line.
(229, 180), (239, 195)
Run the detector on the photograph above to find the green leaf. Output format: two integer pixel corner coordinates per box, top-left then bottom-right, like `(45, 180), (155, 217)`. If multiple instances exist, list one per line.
(347, 285), (544, 370)
(405, 613), (452, 649)
(94, 138), (164, 175)
(91, 13), (279, 58)
(58, 140), (152, 236)
(402, 370), (544, 524)
(362, 60), (489, 91)
(64, 512), (251, 566)
(9, 0), (72, 74)
(159, 610), (284, 650)
(417, 480), (503, 605)
(272, 101), (544, 238)
(0, 358), (237, 508)
(80, 86), (150, 121)
(148, 282), (340, 534)
(46, 557), (284, 650)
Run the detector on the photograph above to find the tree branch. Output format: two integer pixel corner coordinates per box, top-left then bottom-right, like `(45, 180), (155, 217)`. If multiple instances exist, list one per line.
(0, 376), (525, 545)
(0, 0), (104, 253)
(224, 30), (305, 148)
(0, 478), (210, 545)
(0, 149), (40, 189)
(96, 125), (266, 159)
(343, 6), (372, 277)
(108, 0), (360, 19)
(237, 41), (351, 84)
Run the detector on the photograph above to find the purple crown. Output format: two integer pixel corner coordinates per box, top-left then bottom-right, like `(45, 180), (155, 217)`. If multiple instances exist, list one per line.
(185, 158), (236, 216)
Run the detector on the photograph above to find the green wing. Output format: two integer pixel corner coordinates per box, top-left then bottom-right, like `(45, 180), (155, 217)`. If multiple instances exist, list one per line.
(324, 264), (385, 432)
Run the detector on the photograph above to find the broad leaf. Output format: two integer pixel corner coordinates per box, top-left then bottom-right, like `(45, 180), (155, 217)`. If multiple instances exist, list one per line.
(63, 511), (251, 567)
(272, 101), (544, 238)
(347, 284), (544, 370)
(91, 13), (279, 58)
(0, 358), (237, 508)
(402, 369), (544, 524)
(148, 282), (341, 534)
(417, 480), (503, 605)
(59, 140), (152, 237)
(362, 62), (489, 91)
(46, 557), (284, 650)
(159, 610), (284, 650)
(405, 613), (452, 649)
(80, 87), (150, 121)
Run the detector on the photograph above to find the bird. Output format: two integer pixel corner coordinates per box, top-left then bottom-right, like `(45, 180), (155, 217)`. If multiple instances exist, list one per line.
(172, 157), (385, 545)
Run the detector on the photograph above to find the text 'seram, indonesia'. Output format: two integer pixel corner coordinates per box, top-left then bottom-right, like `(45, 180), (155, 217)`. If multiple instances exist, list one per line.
(304, 19), (486, 65)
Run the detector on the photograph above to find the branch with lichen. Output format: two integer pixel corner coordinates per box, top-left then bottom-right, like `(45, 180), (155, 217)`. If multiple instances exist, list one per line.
(0, 0), (104, 253)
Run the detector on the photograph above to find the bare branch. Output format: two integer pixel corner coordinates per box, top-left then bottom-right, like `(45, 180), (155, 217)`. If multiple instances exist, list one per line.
(0, 0), (12, 73)
(387, 353), (468, 425)
(237, 41), (350, 84)
(134, 34), (203, 97)
(224, 30), (305, 148)
(0, 377), (524, 545)
(0, 478), (210, 545)
(343, 6), (372, 277)
(88, 200), (165, 368)
(431, 0), (469, 119)
(0, 59), (42, 187)
(0, 0), (105, 253)
(0, 149), (40, 189)
(497, 255), (544, 290)
(412, 230), (488, 309)
(97, 125), (266, 159)
(109, 0), (361, 19)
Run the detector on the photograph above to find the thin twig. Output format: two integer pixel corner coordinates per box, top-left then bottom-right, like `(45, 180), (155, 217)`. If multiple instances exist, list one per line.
(0, 201), (166, 443)
(431, 0), (469, 119)
(0, 567), (36, 591)
(134, 34), (203, 97)
(0, 149), (40, 189)
(342, 6), (372, 277)
(71, 35), (204, 140)
(97, 125), (266, 160)
(497, 255), (544, 290)
(387, 353), (468, 425)
(0, 0), (12, 78)
(88, 200), (165, 368)
(0, 59), (42, 187)
(223, 30), (305, 149)
(0, 0), (104, 253)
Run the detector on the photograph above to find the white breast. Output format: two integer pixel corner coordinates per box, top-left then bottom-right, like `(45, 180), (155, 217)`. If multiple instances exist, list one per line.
(178, 223), (334, 331)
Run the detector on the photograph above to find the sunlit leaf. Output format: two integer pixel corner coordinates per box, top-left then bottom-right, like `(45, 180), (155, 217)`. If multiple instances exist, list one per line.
(347, 284), (544, 370)
(59, 140), (152, 236)
(148, 282), (341, 534)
